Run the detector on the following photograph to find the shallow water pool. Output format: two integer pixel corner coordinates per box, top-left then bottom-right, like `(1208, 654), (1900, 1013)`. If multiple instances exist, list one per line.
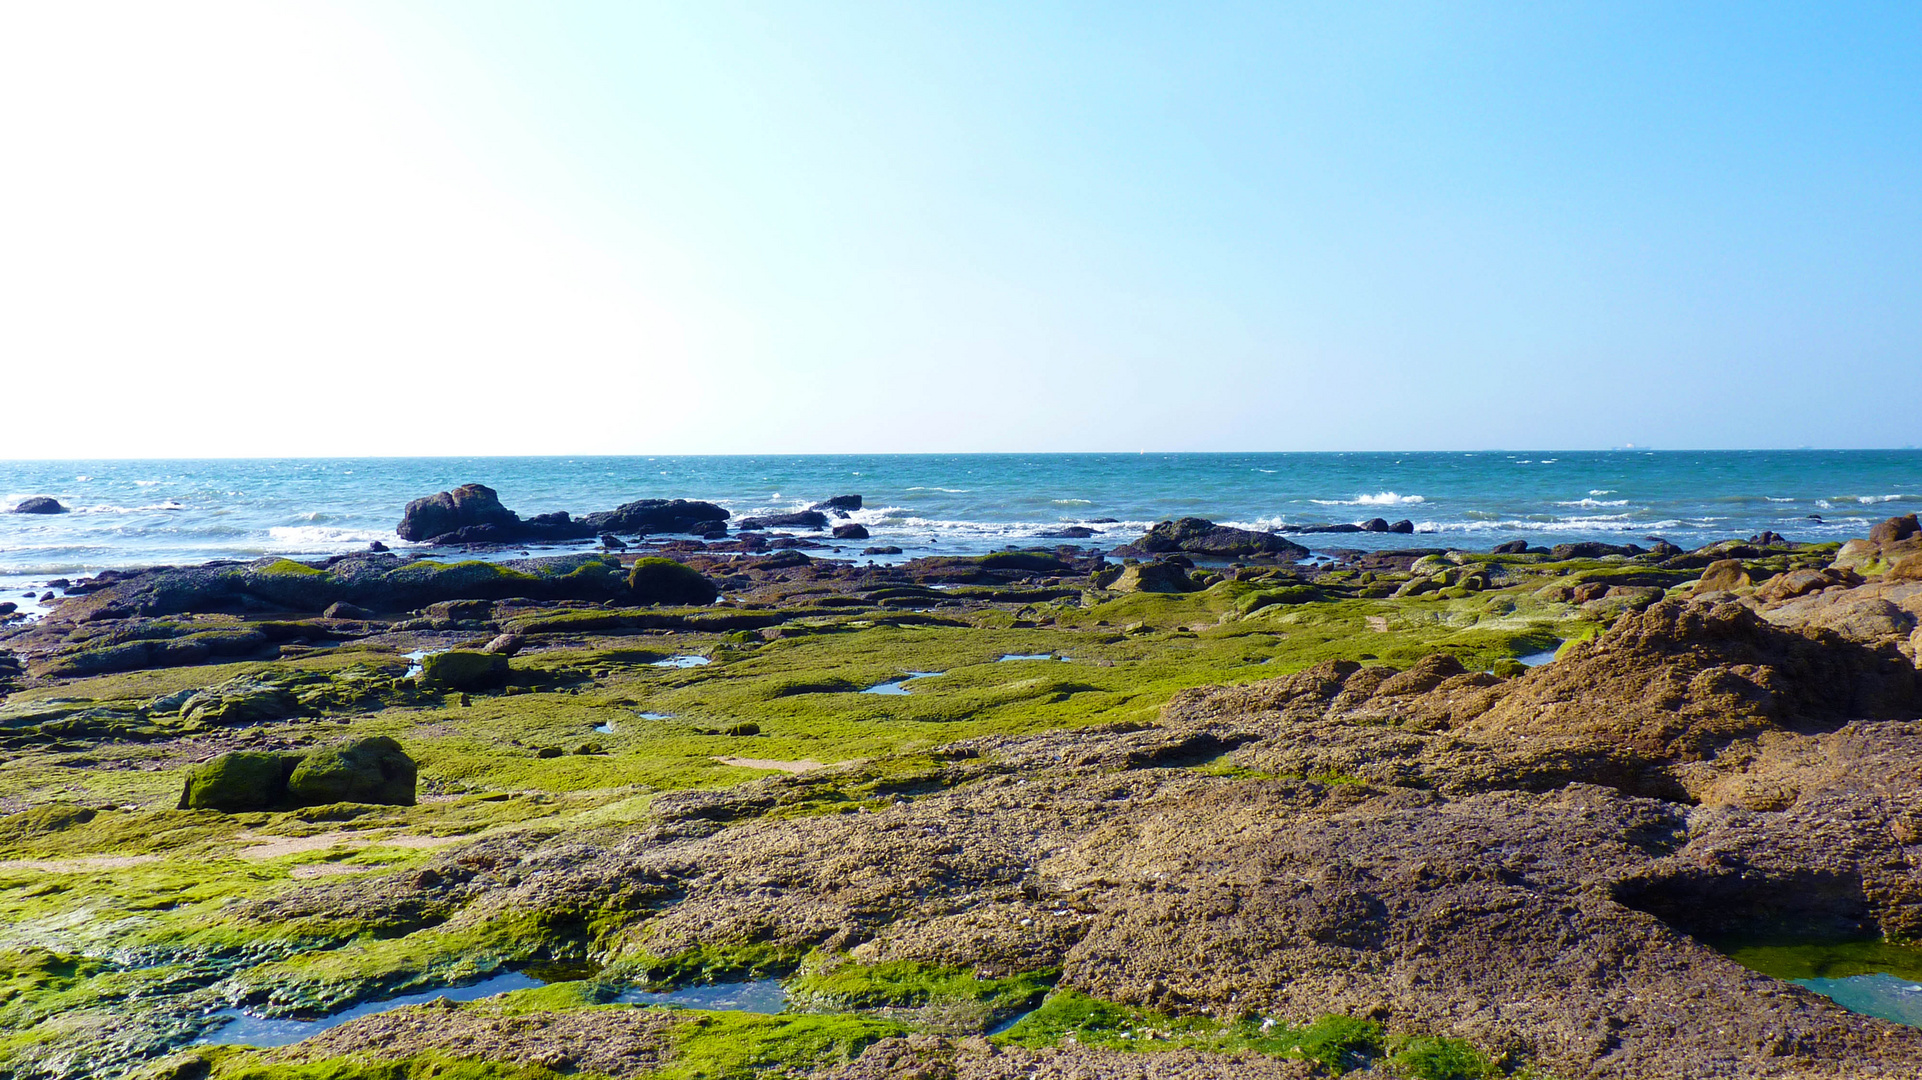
(861, 672), (943, 695)
(650, 655), (710, 669)
(197, 971), (542, 1047)
(615, 979), (786, 1013)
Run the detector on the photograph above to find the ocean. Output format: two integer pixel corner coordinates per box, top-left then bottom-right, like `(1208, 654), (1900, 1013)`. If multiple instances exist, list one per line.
(3, 451), (1918, 610)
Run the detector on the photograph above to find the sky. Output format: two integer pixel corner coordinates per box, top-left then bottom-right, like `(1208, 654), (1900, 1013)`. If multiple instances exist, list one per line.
(2, 1), (1919, 457)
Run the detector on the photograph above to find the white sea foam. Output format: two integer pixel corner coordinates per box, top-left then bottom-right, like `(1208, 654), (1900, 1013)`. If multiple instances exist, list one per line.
(906, 487), (973, 494)
(1854, 494), (1913, 504)
(72, 501), (187, 514)
(266, 525), (405, 550)
(1556, 499), (1629, 508)
(1589, 489), (1616, 496)
(1310, 492), (1425, 507)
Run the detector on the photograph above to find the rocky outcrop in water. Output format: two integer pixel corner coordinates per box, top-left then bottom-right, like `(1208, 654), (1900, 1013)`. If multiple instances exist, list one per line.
(8, 496), (67, 514)
(1126, 518), (1310, 559)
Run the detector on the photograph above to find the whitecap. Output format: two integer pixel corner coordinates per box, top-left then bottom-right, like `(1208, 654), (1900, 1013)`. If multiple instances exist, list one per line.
(1589, 489), (1616, 496)
(1555, 499), (1629, 508)
(266, 526), (404, 549)
(1312, 492), (1425, 507)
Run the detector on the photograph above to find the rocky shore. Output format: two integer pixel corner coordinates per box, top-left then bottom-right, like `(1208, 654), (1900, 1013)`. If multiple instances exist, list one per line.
(1, 490), (1919, 1080)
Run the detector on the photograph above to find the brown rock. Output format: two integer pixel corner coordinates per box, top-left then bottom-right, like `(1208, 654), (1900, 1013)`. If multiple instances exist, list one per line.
(1695, 558), (1751, 593)
(1870, 513), (1921, 545)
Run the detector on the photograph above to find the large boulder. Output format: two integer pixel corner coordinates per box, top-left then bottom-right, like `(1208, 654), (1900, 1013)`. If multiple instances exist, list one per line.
(627, 557), (719, 605)
(286, 736), (416, 807)
(580, 499), (731, 535)
(1108, 561), (1202, 593)
(1133, 518), (1308, 559)
(418, 650), (510, 689)
(1870, 514), (1921, 545)
(831, 523), (870, 540)
(1695, 559), (1752, 593)
(9, 497), (67, 514)
(396, 484), (520, 542)
(737, 511), (830, 532)
(177, 751), (298, 811)
(811, 495), (863, 511)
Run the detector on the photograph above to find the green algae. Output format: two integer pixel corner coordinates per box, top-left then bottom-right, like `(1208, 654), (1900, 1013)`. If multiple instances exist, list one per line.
(0, 550), (1636, 1076)
(785, 954), (1055, 1027)
(655, 1011), (903, 1079)
(1717, 937), (1922, 983)
(995, 989), (1389, 1067)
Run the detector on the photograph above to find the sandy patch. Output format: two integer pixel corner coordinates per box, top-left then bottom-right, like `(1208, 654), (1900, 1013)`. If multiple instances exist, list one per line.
(235, 830), (465, 860)
(290, 863), (375, 879)
(0, 854), (159, 873)
(713, 756), (826, 774)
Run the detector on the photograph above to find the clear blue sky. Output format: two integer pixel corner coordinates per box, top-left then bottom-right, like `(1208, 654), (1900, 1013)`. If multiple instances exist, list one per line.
(3, 2), (1918, 455)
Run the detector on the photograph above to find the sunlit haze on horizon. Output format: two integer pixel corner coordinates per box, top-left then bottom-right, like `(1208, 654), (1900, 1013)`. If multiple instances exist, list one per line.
(2, 1), (1919, 458)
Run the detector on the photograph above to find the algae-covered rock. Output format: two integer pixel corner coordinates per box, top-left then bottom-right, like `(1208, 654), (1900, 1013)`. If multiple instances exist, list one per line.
(1109, 561), (1201, 593)
(627, 557), (718, 605)
(286, 736), (416, 807)
(0, 804), (97, 840)
(177, 751), (297, 811)
(418, 650), (510, 689)
(181, 677), (303, 727)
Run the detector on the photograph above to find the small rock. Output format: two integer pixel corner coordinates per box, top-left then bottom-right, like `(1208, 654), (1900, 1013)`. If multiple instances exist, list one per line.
(832, 523), (870, 540)
(10, 496), (67, 514)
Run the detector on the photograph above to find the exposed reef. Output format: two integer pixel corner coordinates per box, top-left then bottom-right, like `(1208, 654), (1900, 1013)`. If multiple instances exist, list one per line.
(2, 505), (1921, 1079)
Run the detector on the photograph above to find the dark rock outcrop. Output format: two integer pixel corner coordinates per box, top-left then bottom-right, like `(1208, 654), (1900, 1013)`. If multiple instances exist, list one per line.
(9, 497), (67, 514)
(831, 523), (870, 540)
(738, 511), (830, 532)
(811, 495), (863, 511)
(396, 484), (518, 542)
(580, 499), (732, 536)
(1132, 518), (1309, 559)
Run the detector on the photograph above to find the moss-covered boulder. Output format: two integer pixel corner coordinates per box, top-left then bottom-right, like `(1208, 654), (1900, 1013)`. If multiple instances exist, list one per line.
(177, 751), (298, 811)
(286, 736), (416, 807)
(1110, 561), (1202, 593)
(418, 650), (510, 689)
(628, 557), (719, 605)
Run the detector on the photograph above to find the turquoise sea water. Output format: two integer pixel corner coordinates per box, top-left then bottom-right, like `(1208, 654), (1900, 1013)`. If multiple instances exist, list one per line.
(1, 452), (1916, 596)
